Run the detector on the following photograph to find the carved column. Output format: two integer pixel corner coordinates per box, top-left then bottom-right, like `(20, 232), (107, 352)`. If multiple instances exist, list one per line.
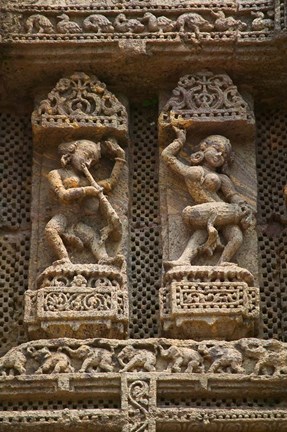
(24, 72), (129, 339)
(159, 71), (260, 340)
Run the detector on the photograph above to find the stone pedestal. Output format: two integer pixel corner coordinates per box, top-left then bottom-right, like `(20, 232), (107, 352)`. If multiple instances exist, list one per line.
(160, 265), (260, 340)
(24, 262), (129, 339)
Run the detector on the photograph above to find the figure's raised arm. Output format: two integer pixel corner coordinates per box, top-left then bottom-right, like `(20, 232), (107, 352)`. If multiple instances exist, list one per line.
(98, 137), (126, 193)
(161, 127), (190, 177)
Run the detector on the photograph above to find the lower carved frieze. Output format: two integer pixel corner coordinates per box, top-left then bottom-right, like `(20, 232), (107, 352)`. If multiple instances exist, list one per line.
(0, 338), (287, 430)
(0, 337), (287, 379)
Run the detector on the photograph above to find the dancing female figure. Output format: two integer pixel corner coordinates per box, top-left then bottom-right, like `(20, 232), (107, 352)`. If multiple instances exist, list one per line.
(45, 138), (125, 264)
(162, 127), (255, 266)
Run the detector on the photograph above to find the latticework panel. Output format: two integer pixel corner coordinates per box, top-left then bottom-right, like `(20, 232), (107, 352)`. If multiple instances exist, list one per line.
(129, 104), (162, 338)
(0, 113), (32, 354)
(256, 109), (287, 340)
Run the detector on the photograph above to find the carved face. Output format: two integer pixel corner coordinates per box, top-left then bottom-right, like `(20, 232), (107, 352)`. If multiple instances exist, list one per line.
(200, 136), (231, 169)
(59, 140), (101, 172)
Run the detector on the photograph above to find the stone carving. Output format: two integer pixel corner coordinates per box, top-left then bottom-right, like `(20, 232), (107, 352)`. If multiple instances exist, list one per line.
(25, 14), (54, 34)
(32, 72), (128, 136)
(114, 13), (145, 33)
(160, 265), (260, 339)
(126, 379), (151, 432)
(159, 71), (258, 340)
(160, 71), (255, 128)
(45, 138), (124, 265)
(118, 346), (157, 372)
(174, 13), (214, 36)
(240, 339), (287, 376)
(26, 73), (129, 340)
(1, 338), (287, 377)
(0, 348), (26, 376)
(27, 347), (74, 374)
(62, 345), (114, 373)
(159, 345), (204, 373)
(162, 129), (255, 266)
(56, 14), (82, 34)
(199, 343), (244, 373)
(83, 14), (115, 33)
(142, 13), (174, 33)
(2, 5), (276, 45)
(212, 10), (247, 31)
(251, 11), (273, 31)
(25, 263), (129, 339)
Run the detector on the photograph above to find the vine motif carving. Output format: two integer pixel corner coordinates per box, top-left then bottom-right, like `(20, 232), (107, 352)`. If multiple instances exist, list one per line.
(35, 72), (126, 120)
(161, 71), (253, 125)
(43, 290), (112, 312)
(128, 380), (150, 432)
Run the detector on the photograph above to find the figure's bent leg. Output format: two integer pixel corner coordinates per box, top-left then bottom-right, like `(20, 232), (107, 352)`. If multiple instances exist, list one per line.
(218, 225), (243, 265)
(166, 229), (207, 268)
(198, 212), (224, 256)
(45, 214), (70, 262)
(75, 222), (109, 262)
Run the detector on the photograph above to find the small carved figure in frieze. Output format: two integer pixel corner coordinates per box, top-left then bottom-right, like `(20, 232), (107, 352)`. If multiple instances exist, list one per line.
(83, 14), (114, 33)
(0, 349), (26, 376)
(118, 346), (156, 372)
(114, 13), (145, 33)
(162, 127), (255, 267)
(142, 13), (174, 33)
(28, 347), (74, 374)
(174, 13), (214, 36)
(56, 14), (82, 34)
(240, 339), (287, 376)
(159, 345), (204, 373)
(212, 10), (247, 32)
(198, 344), (245, 373)
(63, 345), (114, 373)
(45, 138), (125, 265)
(25, 14), (54, 34)
(251, 11), (273, 31)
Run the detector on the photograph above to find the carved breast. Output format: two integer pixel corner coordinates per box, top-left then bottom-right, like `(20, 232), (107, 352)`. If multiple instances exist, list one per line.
(202, 172), (221, 192)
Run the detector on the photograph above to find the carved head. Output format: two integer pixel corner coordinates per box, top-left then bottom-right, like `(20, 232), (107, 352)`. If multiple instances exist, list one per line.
(190, 135), (233, 171)
(59, 139), (101, 172)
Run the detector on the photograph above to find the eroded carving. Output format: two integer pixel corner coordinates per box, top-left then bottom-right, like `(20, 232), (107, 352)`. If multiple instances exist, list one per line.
(159, 345), (204, 373)
(26, 73), (129, 340)
(160, 71), (255, 128)
(1, 338), (287, 377)
(27, 347), (74, 374)
(56, 14), (82, 34)
(159, 71), (258, 340)
(25, 14), (54, 34)
(162, 130), (255, 267)
(32, 72), (128, 136)
(118, 346), (157, 372)
(45, 138), (124, 265)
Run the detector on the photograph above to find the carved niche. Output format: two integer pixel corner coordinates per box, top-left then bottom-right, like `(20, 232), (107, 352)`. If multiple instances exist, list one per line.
(158, 71), (260, 340)
(24, 72), (129, 339)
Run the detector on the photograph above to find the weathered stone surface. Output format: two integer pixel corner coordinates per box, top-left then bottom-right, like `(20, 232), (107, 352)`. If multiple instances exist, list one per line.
(160, 265), (260, 340)
(27, 73), (129, 339)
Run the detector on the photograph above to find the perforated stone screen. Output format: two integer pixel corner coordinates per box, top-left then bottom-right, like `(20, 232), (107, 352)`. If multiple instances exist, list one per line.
(256, 109), (287, 340)
(129, 104), (162, 338)
(0, 113), (32, 354)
